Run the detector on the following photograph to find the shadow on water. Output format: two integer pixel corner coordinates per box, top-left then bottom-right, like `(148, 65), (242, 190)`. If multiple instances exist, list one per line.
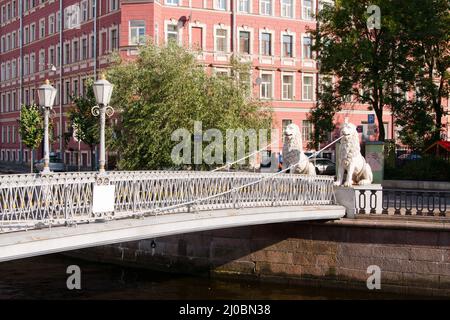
(0, 254), (430, 300)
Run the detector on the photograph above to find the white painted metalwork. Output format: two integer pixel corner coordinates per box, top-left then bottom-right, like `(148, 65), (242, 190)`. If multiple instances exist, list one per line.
(0, 171), (335, 233)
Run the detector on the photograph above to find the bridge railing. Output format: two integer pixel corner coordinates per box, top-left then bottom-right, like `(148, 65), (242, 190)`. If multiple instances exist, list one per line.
(354, 188), (450, 217)
(0, 171), (336, 233)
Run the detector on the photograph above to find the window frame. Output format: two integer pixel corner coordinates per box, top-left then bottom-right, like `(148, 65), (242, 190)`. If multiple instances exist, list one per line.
(260, 71), (274, 100)
(302, 73), (315, 101)
(282, 73), (295, 100)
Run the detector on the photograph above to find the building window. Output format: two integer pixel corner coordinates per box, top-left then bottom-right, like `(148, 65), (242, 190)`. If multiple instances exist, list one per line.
(154, 24), (159, 44)
(261, 32), (272, 56)
(303, 74), (314, 101)
(166, 0), (179, 5)
(167, 24), (179, 43)
(81, 38), (88, 60)
(39, 51), (45, 71)
(64, 81), (70, 104)
(49, 15), (55, 34)
(260, 73), (272, 99)
(12, 60), (16, 78)
(49, 47), (55, 66)
(239, 31), (250, 54)
(73, 79), (79, 97)
(110, 0), (119, 11)
(303, 0), (314, 20)
(30, 54), (35, 74)
(282, 35), (293, 57)
(90, 35), (95, 58)
(215, 68), (229, 78)
(110, 28), (118, 51)
(239, 0), (250, 12)
(24, 56), (29, 75)
(129, 20), (145, 45)
(89, 0), (95, 19)
(281, 0), (293, 18)
(302, 120), (313, 142)
(56, 11), (61, 32)
(24, 26), (29, 44)
(100, 32), (107, 55)
(39, 19), (45, 39)
(215, 28), (227, 52)
(282, 74), (294, 100)
(81, 1), (88, 22)
(260, 0), (272, 15)
(30, 24), (36, 42)
(73, 40), (79, 62)
(302, 35), (312, 59)
(63, 43), (70, 65)
(215, 0), (226, 10)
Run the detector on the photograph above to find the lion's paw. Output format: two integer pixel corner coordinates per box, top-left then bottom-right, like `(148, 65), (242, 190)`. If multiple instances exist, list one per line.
(343, 181), (353, 188)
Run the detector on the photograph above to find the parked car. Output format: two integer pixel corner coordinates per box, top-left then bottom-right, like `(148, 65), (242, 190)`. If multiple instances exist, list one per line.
(309, 158), (336, 175)
(259, 151), (283, 172)
(34, 155), (65, 172)
(398, 153), (422, 161)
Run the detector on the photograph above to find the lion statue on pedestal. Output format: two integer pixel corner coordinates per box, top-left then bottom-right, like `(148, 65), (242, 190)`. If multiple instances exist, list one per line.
(335, 120), (373, 187)
(282, 123), (316, 175)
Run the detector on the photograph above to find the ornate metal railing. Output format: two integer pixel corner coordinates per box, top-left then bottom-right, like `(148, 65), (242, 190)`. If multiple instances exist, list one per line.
(0, 171), (336, 233)
(355, 188), (450, 217)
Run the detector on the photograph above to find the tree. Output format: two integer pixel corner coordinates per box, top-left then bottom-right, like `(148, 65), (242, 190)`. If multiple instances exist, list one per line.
(68, 79), (100, 170)
(310, 0), (408, 144)
(18, 104), (44, 173)
(390, 0), (449, 149)
(106, 42), (272, 170)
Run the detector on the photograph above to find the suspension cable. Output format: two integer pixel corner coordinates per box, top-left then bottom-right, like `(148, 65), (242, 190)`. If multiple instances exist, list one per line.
(158, 135), (343, 212)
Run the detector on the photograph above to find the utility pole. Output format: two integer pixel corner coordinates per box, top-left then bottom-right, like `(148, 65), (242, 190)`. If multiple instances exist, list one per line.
(59, 0), (64, 162)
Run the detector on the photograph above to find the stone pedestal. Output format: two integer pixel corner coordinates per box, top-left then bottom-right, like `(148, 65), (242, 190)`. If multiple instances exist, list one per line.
(334, 184), (383, 218)
(365, 141), (384, 184)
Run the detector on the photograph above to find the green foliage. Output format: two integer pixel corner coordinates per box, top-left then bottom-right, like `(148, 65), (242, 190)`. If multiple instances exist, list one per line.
(69, 79), (99, 148)
(311, 0), (405, 144)
(390, 0), (449, 147)
(385, 157), (450, 182)
(18, 104), (44, 150)
(310, 0), (449, 149)
(68, 80), (100, 169)
(107, 42), (272, 170)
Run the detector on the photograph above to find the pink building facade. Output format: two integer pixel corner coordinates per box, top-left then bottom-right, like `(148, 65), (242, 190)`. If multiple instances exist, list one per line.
(0, 0), (447, 168)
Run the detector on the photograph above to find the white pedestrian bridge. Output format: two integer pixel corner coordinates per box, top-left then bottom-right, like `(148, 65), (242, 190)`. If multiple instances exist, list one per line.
(0, 171), (345, 262)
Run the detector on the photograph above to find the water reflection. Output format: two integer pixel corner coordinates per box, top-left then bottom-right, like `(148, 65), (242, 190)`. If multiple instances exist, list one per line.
(0, 255), (413, 300)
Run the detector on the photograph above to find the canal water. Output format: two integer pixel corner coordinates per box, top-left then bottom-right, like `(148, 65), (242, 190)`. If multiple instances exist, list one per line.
(0, 254), (414, 300)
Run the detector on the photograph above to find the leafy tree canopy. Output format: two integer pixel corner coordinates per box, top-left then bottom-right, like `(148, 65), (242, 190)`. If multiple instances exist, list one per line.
(107, 42), (272, 170)
(310, 0), (449, 150)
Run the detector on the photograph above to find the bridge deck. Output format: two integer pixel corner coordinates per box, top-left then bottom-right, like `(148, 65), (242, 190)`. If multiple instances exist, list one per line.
(0, 205), (345, 262)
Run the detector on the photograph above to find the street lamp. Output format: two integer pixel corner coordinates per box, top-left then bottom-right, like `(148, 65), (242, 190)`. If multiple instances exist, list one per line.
(92, 73), (114, 174)
(37, 79), (57, 174)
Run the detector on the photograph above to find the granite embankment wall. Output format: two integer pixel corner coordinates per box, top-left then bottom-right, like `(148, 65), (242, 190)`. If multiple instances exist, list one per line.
(68, 218), (450, 297)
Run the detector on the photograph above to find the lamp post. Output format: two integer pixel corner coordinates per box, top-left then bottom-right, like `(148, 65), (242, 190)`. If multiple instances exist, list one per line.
(92, 74), (114, 174)
(37, 79), (57, 174)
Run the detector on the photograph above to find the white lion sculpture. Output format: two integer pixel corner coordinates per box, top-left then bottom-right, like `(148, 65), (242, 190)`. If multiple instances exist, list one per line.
(335, 120), (373, 187)
(282, 123), (316, 175)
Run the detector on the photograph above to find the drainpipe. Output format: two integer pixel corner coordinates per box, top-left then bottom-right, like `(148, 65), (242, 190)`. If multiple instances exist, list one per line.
(19, 0), (23, 163)
(59, 0), (64, 162)
(231, 0), (236, 53)
(93, 0), (97, 80)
